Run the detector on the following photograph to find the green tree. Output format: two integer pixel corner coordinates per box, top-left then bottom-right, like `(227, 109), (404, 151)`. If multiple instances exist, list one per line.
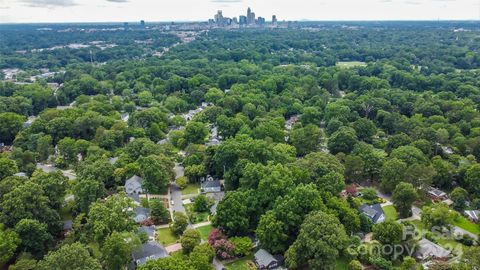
(352, 118), (377, 143)
(317, 171), (345, 195)
(421, 203), (455, 229)
(138, 155), (173, 194)
(450, 187), (469, 211)
(230, 237), (253, 257)
(190, 244), (215, 270)
(372, 221), (404, 246)
(150, 199), (170, 224)
(184, 121), (209, 145)
(392, 182), (418, 218)
(0, 224), (20, 266)
(465, 164), (480, 196)
(73, 178), (106, 213)
(87, 194), (136, 242)
(14, 219), (53, 257)
(0, 182), (60, 234)
(171, 212), (189, 236)
(285, 211), (348, 269)
(37, 243), (101, 270)
(213, 191), (250, 236)
(289, 124), (324, 156)
(139, 256), (193, 270)
(194, 195), (210, 213)
(101, 231), (141, 270)
(328, 126), (358, 154)
(181, 229), (201, 254)
(380, 158), (407, 193)
(0, 157), (18, 180)
(349, 260), (363, 270)
(0, 112), (25, 144)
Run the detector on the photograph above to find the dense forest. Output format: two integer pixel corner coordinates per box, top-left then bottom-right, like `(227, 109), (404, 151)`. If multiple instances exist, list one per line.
(0, 22), (480, 270)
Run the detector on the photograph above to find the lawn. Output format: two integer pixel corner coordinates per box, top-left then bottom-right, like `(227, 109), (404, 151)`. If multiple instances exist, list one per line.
(196, 224), (213, 241)
(156, 227), (179, 246)
(336, 61), (367, 69)
(382, 205), (398, 221)
(185, 204), (210, 224)
(182, 183), (200, 195)
(452, 216), (480, 235)
(225, 255), (255, 270)
(335, 257), (351, 270)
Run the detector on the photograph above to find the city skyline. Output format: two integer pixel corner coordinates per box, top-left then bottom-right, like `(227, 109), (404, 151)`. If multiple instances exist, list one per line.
(1, 0), (480, 23)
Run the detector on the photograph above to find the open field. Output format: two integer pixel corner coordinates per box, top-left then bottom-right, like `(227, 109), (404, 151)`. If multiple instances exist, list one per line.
(157, 227), (179, 246)
(336, 61), (367, 68)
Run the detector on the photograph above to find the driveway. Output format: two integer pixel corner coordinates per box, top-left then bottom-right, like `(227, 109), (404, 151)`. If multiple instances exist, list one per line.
(174, 162), (184, 179)
(170, 182), (186, 214)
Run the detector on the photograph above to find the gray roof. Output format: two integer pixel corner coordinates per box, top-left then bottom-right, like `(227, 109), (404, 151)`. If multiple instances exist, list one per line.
(109, 157), (118, 165)
(254, 249), (278, 268)
(201, 180), (221, 189)
(138, 226), (156, 239)
(125, 175), (143, 194)
(416, 238), (451, 260)
(464, 210), (480, 221)
(132, 241), (169, 266)
(134, 207), (150, 223)
(427, 187), (447, 197)
(63, 220), (73, 230)
(359, 203), (384, 223)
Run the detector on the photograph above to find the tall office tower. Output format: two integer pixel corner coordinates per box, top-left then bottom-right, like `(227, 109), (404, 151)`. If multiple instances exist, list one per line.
(272, 15), (278, 25)
(247, 7), (255, 24)
(239, 15), (247, 26)
(214, 10), (224, 26)
(257, 17), (265, 26)
(232, 17), (238, 24)
(140, 20), (145, 27)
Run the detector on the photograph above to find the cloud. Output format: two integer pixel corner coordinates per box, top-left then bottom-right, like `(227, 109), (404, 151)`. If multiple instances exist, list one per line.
(19, 0), (77, 8)
(211, 0), (242, 2)
(106, 0), (129, 2)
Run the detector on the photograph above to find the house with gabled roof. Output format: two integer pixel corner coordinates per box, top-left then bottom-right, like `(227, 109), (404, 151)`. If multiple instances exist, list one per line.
(125, 175), (144, 195)
(359, 203), (385, 224)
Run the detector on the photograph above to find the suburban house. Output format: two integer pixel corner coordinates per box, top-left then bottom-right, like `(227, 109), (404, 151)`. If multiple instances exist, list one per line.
(63, 220), (73, 236)
(254, 249), (283, 270)
(464, 210), (480, 223)
(359, 203), (385, 224)
(426, 187), (448, 202)
(133, 207), (150, 223)
(132, 241), (169, 267)
(125, 175), (144, 195)
(201, 179), (222, 193)
(415, 238), (451, 261)
(138, 226), (156, 241)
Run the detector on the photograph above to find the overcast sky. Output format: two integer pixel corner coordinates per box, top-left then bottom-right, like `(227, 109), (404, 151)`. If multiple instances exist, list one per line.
(0, 0), (479, 23)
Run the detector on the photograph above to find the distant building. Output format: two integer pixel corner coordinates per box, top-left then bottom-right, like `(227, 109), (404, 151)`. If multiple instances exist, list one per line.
(138, 226), (156, 241)
(257, 17), (266, 26)
(132, 241), (169, 266)
(254, 249), (283, 270)
(201, 178), (222, 193)
(239, 16), (247, 26)
(359, 203), (385, 224)
(134, 207), (150, 223)
(464, 210), (480, 223)
(426, 187), (448, 202)
(125, 175), (144, 195)
(415, 238), (451, 261)
(272, 15), (278, 25)
(140, 20), (145, 27)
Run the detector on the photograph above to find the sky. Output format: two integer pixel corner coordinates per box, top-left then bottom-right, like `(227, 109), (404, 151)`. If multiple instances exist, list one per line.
(0, 0), (479, 23)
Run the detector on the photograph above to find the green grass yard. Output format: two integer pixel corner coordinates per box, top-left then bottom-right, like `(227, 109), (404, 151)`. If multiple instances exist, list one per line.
(335, 257), (351, 270)
(185, 204), (210, 224)
(225, 255), (255, 270)
(452, 216), (480, 235)
(336, 61), (367, 68)
(196, 224), (213, 241)
(182, 183), (200, 195)
(382, 205), (398, 221)
(156, 227), (179, 246)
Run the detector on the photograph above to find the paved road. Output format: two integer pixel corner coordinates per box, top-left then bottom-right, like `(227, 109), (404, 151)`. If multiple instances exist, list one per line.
(213, 258), (224, 270)
(174, 162), (184, 178)
(170, 182), (186, 214)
